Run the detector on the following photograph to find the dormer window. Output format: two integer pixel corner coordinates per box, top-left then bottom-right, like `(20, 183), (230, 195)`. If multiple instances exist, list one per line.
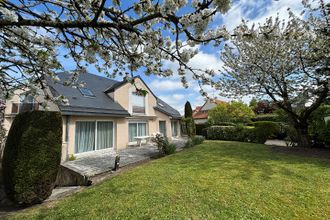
(132, 92), (145, 114)
(79, 88), (95, 97)
(11, 95), (38, 114)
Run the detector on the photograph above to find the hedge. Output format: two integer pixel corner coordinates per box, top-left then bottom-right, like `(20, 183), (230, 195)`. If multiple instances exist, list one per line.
(252, 114), (279, 122)
(253, 121), (281, 143)
(206, 121), (281, 144)
(2, 111), (62, 206)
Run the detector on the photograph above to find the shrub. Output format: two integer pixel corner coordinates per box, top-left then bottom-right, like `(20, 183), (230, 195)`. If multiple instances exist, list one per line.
(152, 133), (176, 155)
(2, 111), (62, 206)
(195, 124), (208, 136)
(206, 123), (279, 144)
(192, 135), (205, 145)
(183, 117), (196, 138)
(207, 126), (254, 142)
(184, 139), (194, 148)
(68, 154), (76, 161)
(309, 105), (330, 146)
(253, 121), (281, 143)
(252, 114), (279, 122)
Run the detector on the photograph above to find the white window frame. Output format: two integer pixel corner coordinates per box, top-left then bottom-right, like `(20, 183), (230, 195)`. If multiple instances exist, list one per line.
(128, 120), (148, 144)
(129, 87), (148, 115)
(74, 120), (116, 155)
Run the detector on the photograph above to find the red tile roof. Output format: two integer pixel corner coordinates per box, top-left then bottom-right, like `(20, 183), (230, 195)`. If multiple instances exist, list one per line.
(192, 99), (226, 120)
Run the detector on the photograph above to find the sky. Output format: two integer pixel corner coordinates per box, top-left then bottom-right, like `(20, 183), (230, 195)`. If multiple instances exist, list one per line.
(62, 0), (308, 114)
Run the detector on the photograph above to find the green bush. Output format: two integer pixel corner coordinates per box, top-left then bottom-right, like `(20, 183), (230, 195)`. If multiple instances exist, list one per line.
(184, 139), (194, 148)
(213, 122), (237, 126)
(192, 135), (205, 145)
(195, 124), (208, 136)
(207, 126), (254, 142)
(309, 105), (330, 146)
(163, 142), (176, 155)
(253, 121), (281, 143)
(183, 117), (196, 138)
(252, 114), (279, 122)
(206, 122), (280, 144)
(2, 111), (62, 206)
(152, 133), (176, 155)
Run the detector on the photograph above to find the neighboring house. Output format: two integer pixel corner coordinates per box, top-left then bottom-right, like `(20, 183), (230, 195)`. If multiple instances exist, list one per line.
(3, 72), (181, 162)
(193, 99), (225, 124)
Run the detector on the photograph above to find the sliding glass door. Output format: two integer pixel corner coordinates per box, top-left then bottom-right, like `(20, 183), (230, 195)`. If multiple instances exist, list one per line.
(75, 121), (95, 153)
(75, 121), (114, 153)
(97, 122), (114, 150)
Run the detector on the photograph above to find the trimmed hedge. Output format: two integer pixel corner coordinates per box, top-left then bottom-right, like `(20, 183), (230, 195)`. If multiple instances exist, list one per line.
(195, 124), (208, 136)
(2, 111), (62, 206)
(184, 135), (205, 148)
(252, 114), (279, 122)
(207, 126), (255, 142)
(253, 121), (281, 143)
(207, 121), (281, 144)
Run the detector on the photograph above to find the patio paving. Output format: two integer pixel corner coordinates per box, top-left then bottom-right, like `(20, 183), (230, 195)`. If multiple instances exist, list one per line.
(62, 138), (187, 178)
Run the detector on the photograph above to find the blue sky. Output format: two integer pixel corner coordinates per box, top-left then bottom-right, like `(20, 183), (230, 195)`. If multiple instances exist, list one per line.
(61, 0), (308, 114)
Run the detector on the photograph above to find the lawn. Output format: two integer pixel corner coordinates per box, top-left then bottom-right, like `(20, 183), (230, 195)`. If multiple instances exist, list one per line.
(10, 141), (330, 219)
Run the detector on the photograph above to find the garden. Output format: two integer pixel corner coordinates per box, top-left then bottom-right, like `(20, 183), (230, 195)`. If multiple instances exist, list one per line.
(195, 100), (330, 148)
(8, 141), (330, 219)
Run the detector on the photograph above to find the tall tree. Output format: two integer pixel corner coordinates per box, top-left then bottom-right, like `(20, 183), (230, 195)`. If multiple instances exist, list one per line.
(184, 101), (193, 118)
(218, 1), (330, 147)
(0, 0), (231, 104)
(184, 101), (195, 137)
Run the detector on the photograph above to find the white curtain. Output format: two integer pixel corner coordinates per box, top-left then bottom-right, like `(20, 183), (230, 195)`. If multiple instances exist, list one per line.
(172, 121), (178, 136)
(129, 122), (147, 142)
(97, 122), (113, 149)
(75, 121), (95, 153)
(159, 121), (166, 136)
(129, 123), (137, 142)
(138, 123), (147, 136)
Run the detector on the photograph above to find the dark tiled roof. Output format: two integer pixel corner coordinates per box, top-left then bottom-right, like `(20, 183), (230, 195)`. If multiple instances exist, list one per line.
(155, 98), (181, 119)
(46, 72), (130, 117)
(47, 72), (181, 119)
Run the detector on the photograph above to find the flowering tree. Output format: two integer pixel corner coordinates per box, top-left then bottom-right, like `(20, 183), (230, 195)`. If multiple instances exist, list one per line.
(0, 0), (231, 103)
(218, 1), (330, 147)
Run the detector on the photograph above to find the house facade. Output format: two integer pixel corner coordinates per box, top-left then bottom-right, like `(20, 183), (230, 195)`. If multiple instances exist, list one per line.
(3, 73), (181, 162)
(193, 99), (225, 124)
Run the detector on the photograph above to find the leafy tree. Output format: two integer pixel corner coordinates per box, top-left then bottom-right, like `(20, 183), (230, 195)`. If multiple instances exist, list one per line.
(0, 0), (231, 107)
(218, 1), (330, 147)
(254, 100), (276, 114)
(249, 98), (257, 111)
(184, 101), (195, 138)
(208, 101), (255, 124)
(184, 101), (193, 118)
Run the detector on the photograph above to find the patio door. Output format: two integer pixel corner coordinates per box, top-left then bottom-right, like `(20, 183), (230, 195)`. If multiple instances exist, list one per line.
(75, 121), (114, 153)
(159, 121), (166, 137)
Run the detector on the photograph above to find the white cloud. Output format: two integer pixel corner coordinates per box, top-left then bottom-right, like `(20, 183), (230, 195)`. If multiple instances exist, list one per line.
(149, 79), (183, 91)
(219, 0), (305, 30)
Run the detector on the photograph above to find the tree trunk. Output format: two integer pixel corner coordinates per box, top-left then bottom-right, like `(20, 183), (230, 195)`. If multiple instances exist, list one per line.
(294, 121), (311, 148)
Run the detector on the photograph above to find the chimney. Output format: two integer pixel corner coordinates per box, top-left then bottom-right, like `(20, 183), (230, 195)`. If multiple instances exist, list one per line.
(123, 72), (130, 82)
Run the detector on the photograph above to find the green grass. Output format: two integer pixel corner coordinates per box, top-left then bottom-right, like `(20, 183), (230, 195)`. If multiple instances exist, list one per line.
(10, 141), (330, 219)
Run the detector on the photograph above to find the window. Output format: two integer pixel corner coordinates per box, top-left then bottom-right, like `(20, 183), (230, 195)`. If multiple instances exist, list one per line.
(75, 121), (113, 153)
(171, 121), (178, 137)
(132, 92), (145, 114)
(78, 88), (95, 97)
(129, 122), (147, 142)
(159, 121), (166, 137)
(11, 95), (38, 114)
